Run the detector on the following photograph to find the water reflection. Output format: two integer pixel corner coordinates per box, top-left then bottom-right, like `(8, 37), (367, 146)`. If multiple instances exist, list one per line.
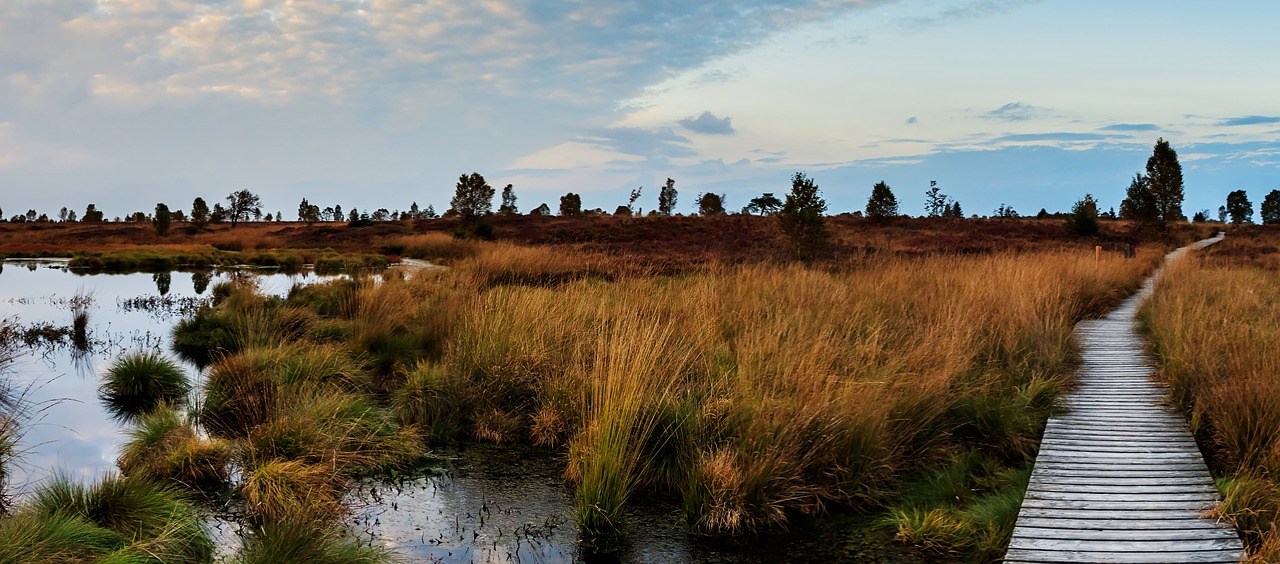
(0, 260), (331, 491)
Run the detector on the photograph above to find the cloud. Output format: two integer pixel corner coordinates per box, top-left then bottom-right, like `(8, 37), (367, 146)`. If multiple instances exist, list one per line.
(678, 112), (735, 135)
(993, 132), (1113, 142)
(2, 0), (895, 113)
(1217, 115), (1280, 127)
(1100, 123), (1159, 132)
(984, 102), (1046, 122)
(576, 127), (695, 160)
(905, 116), (918, 125)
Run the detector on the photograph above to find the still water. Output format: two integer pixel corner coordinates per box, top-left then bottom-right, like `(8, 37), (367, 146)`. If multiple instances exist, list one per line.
(0, 259), (921, 563)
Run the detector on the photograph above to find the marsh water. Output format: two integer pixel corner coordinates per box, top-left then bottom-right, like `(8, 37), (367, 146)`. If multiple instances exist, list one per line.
(0, 259), (923, 563)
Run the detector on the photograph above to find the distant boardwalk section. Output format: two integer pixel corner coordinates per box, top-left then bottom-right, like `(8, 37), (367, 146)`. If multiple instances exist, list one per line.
(1005, 234), (1243, 564)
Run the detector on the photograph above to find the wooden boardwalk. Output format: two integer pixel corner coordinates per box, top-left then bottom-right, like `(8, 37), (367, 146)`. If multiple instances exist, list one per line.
(1005, 235), (1244, 564)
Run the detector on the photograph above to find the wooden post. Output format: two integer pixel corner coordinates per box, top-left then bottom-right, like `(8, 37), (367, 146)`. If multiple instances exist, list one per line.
(1095, 245), (1101, 265)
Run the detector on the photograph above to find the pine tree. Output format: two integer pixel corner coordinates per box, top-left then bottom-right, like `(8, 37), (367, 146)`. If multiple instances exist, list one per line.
(1261, 190), (1280, 225)
(865, 181), (899, 221)
(777, 172), (829, 259)
(657, 178), (677, 216)
(1145, 138), (1185, 223)
(499, 184), (518, 215)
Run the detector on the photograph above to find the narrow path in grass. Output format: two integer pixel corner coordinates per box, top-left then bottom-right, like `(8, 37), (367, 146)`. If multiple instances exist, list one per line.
(1004, 233), (1243, 564)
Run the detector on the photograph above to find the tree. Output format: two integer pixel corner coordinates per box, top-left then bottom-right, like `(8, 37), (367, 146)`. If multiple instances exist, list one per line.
(1261, 190), (1280, 225)
(944, 201), (963, 219)
(614, 205), (632, 216)
(190, 198), (210, 228)
(745, 193), (783, 216)
(697, 193), (725, 216)
(1192, 211), (1208, 223)
(993, 203), (1019, 218)
(628, 187), (643, 215)
(449, 172), (495, 220)
(1218, 206), (1228, 223)
(1119, 173), (1158, 224)
(777, 172), (829, 259)
(210, 203), (226, 224)
(865, 181), (899, 221)
(1064, 194), (1100, 236)
(530, 203), (551, 216)
(657, 178), (677, 216)
(408, 201), (421, 220)
(153, 203), (171, 236)
(1225, 190), (1253, 224)
(923, 181), (948, 217)
(298, 198), (321, 225)
(423, 205), (438, 219)
(225, 189), (262, 227)
(1145, 138), (1185, 223)
(559, 192), (582, 216)
(499, 184), (518, 215)
(82, 204), (104, 222)
(59, 207), (69, 222)
(334, 204), (343, 221)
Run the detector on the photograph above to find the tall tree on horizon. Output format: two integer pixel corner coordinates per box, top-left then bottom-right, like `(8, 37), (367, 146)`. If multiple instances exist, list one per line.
(1145, 137), (1185, 223)
(657, 178), (677, 216)
(449, 172), (495, 220)
(153, 203), (171, 236)
(865, 181), (899, 221)
(1119, 173), (1159, 225)
(777, 172), (829, 259)
(1261, 189), (1280, 225)
(225, 189), (262, 227)
(190, 197), (210, 228)
(1225, 189), (1253, 224)
(499, 184), (518, 215)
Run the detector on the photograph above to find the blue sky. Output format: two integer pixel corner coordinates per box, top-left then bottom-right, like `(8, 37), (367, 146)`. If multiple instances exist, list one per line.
(1, 0), (1277, 219)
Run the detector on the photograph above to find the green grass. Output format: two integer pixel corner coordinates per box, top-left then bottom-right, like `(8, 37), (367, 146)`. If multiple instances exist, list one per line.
(238, 517), (395, 564)
(99, 352), (190, 421)
(0, 473), (215, 563)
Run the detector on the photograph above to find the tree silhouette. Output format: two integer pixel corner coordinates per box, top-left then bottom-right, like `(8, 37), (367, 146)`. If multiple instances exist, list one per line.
(777, 172), (829, 259)
(82, 204), (104, 223)
(865, 181), (898, 221)
(1145, 138), (1185, 223)
(746, 193), (783, 215)
(923, 181), (948, 217)
(225, 189), (262, 227)
(153, 203), (171, 236)
(499, 184), (518, 215)
(298, 198), (320, 225)
(559, 192), (582, 216)
(1064, 194), (1100, 236)
(697, 193), (726, 216)
(1261, 190), (1280, 225)
(190, 198), (209, 228)
(1225, 190), (1253, 224)
(658, 178), (677, 216)
(450, 172), (495, 220)
(1119, 173), (1158, 225)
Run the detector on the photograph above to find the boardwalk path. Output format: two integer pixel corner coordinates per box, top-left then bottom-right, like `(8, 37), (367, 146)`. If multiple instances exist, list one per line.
(1005, 234), (1244, 564)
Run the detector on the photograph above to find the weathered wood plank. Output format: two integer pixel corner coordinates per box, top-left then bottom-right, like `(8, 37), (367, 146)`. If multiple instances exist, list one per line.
(1009, 537), (1241, 551)
(1004, 548), (1241, 563)
(1013, 517), (1228, 531)
(1011, 526), (1240, 542)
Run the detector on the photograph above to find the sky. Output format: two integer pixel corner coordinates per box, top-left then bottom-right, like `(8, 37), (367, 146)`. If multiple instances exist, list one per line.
(1, 0), (1278, 220)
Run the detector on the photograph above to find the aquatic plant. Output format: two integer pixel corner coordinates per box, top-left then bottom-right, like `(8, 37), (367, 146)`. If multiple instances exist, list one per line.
(99, 352), (190, 421)
(117, 405), (230, 489)
(237, 516), (394, 564)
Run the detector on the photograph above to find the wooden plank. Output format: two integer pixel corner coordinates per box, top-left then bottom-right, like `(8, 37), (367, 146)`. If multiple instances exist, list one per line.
(1011, 527), (1240, 542)
(1009, 537), (1240, 552)
(1026, 476), (1213, 487)
(1004, 548), (1240, 563)
(1013, 517), (1228, 531)
(1015, 508), (1223, 520)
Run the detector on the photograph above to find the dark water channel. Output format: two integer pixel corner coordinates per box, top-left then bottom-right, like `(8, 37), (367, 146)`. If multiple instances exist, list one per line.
(0, 259), (928, 563)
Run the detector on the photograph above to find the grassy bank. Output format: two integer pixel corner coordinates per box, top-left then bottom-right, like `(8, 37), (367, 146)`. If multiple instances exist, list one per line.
(1140, 226), (1280, 561)
(159, 232), (1174, 561)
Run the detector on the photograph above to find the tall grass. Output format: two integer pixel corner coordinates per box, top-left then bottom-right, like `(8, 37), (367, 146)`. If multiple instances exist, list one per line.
(0, 473), (213, 563)
(1141, 232), (1280, 560)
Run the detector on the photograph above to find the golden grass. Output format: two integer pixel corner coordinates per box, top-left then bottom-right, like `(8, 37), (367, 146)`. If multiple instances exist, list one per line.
(1142, 234), (1280, 559)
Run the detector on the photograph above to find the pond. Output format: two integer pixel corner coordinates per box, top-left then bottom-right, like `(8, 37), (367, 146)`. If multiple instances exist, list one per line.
(0, 259), (925, 563)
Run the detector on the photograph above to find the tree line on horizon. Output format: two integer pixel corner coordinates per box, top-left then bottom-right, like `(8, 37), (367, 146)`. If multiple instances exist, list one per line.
(3, 139), (1277, 232)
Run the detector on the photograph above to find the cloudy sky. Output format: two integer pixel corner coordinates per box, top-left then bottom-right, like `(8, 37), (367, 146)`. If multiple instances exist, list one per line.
(1, 0), (1277, 220)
